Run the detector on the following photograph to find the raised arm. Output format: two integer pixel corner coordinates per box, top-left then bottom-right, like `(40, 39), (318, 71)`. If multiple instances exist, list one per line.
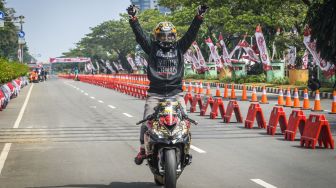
(177, 5), (208, 54)
(127, 5), (151, 55)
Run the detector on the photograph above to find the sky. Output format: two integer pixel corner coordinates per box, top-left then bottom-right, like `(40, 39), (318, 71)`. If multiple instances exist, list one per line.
(6, 0), (130, 62)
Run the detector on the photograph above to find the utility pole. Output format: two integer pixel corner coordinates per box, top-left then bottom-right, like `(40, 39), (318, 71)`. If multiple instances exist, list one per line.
(18, 15), (25, 63)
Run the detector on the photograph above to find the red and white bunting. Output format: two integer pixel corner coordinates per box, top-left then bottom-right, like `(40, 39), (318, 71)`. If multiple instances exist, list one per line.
(218, 33), (232, 68)
(49, 57), (91, 63)
(255, 25), (272, 71)
(302, 49), (309, 69)
(230, 40), (260, 63)
(303, 28), (335, 78)
(191, 41), (207, 67)
(205, 37), (223, 70)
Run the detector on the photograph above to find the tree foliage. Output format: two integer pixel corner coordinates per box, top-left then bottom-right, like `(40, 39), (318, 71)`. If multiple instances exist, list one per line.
(0, 58), (29, 84)
(63, 0), (312, 71)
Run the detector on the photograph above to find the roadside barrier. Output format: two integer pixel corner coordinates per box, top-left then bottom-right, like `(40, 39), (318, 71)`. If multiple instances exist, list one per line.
(223, 100), (243, 123)
(223, 84), (229, 99)
(0, 77), (28, 113)
(260, 85), (269, 104)
(241, 85), (248, 101)
(292, 88), (301, 108)
(266, 106), (287, 135)
(244, 103), (266, 129)
(230, 84), (237, 99)
(276, 87), (284, 106)
(311, 90), (323, 112)
(284, 110), (306, 141)
(284, 87), (293, 107)
(200, 95), (214, 116)
(210, 97), (226, 119)
(330, 91), (336, 114)
(300, 114), (334, 149)
(184, 92), (193, 106)
(250, 85), (258, 102)
(190, 93), (203, 113)
(301, 89), (310, 110)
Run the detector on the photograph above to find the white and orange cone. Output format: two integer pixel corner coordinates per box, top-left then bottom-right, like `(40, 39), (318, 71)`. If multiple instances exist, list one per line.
(205, 83), (212, 96)
(284, 87), (293, 107)
(250, 85), (258, 102)
(276, 87), (284, 106)
(215, 84), (221, 97)
(188, 82), (193, 93)
(260, 86), (269, 104)
(292, 88), (301, 108)
(312, 90), (323, 111)
(301, 89), (311, 110)
(198, 82), (204, 94)
(182, 81), (186, 92)
(330, 90), (336, 114)
(241, 85), (248, 101)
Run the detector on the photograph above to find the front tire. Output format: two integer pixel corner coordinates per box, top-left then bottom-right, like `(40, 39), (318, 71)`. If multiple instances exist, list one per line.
(164, 149), (177, 188)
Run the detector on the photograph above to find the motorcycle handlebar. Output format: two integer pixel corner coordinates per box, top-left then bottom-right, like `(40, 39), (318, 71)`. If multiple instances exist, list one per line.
(136, 114), (198, 126)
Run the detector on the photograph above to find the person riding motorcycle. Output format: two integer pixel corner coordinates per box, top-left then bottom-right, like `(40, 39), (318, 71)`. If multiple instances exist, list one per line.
(127, 4), (208, 165)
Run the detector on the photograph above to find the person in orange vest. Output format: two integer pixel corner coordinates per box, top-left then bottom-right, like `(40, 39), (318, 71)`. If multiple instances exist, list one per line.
(128, 4), (208, 165)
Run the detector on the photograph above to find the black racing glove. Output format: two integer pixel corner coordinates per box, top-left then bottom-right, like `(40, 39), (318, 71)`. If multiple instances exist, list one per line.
(127, 5), (138, 19)
(197, 5), (209, 17)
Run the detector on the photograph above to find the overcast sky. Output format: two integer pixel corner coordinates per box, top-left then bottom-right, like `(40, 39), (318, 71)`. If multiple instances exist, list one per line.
(6, 0), (130, 62)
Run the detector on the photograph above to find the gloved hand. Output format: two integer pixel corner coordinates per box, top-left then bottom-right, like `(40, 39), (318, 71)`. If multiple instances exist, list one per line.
(197, 5), (209, 17)
(127, 5), (138, 19)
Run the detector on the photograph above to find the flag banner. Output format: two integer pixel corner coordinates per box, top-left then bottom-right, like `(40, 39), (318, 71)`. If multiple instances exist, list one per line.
(49, 57), (91, 63)
(303, 30), (335, 78)
(229, 40), (260, 63)
(302, 50), (309, 69)
(140, 57), (148, 67)
(255, 25), (272, 71)
(204, 37), (223, 70)
(95, 61), (100, 72)
(105, 60), (115, 73)
(127, 56), (137, 71)
(218, 33), (232, 67)
(286, 46), (296, 66)
(191, 41), (207, 67)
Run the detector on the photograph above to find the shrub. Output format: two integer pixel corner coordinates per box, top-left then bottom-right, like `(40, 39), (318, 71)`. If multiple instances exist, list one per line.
(0, 58), (29, 84)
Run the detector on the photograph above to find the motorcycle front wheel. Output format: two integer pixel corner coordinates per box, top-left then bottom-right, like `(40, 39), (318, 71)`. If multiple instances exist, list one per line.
(164, 149), (177, 188)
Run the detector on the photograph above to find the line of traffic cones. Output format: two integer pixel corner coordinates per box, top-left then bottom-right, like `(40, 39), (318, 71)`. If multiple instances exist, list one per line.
(206, 83), (212, 96)
(215, 83), (221, 97)
(241, 85), (248, 101)
(230, 84), (237, 99)
(223, 84), (229, 99)
(312, 90), (323, 112)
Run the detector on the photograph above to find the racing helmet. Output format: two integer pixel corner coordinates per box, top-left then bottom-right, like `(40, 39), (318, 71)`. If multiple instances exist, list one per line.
(153, 21), (177, 43)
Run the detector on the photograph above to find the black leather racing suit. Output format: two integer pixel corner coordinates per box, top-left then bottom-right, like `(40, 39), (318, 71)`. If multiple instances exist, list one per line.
(129, 16), (203, 144)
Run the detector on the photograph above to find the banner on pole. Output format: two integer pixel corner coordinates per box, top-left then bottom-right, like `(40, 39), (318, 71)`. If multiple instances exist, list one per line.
(205, 37), (223, 70)
(255, 25), (272, 71)
(49, 57), (91, 63)
(218, 33), (232, 68)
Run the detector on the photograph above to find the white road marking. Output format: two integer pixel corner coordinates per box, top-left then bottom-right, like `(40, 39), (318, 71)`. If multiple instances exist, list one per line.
(123, 113), (133, 118)
(251, 179), (277, 188)
(108, 105), (116, 109)
(84, 93), (88, 96)
(90, 96), (95, 99)
(89, 106), (97, 109)
(0, 143), (12, 175)
(0, 84), (34, 175)
(76, 88), (80, 90)
(98, 100), (104, 103)
(190, 145), (206, 153)
(324, 110), (331, 113)
(80, 90), (84, 93)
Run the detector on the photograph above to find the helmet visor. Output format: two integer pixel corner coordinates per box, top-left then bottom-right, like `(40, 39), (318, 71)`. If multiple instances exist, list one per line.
(157, 32), (176, 42)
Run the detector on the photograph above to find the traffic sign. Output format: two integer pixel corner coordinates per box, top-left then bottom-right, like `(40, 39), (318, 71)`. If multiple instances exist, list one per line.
(0, 11), (4, 20)
(18, 30), (25, 38)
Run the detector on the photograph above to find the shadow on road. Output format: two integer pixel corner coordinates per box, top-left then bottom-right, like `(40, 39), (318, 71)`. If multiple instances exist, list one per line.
(27, 182), (159, 188)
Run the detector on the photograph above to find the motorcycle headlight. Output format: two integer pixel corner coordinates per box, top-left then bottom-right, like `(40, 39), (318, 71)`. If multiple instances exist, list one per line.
(151, 128), (165, 139)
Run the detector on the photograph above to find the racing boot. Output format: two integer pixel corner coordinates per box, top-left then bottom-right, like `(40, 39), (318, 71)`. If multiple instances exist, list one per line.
(134, 147), (146, 165)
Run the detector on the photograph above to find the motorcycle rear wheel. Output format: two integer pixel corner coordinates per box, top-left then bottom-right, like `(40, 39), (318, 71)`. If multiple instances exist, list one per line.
(164, 149), (177, 188)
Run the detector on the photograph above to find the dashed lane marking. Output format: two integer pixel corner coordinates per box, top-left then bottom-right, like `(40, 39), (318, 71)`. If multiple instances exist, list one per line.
(108, 105), (116, 109)
(84, 93), (88, 96)
(98, 100), (104, 103)
(90, 96), (95, 99)
(251, 179), (277, 188)
(190, 145), (206, 154)
(123, 113), (133, 118)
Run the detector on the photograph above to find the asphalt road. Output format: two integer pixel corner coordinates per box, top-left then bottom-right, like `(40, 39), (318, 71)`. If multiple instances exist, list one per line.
(0, 77), (335, 188)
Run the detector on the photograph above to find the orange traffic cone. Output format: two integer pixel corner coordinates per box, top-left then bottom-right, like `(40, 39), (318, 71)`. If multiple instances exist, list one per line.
(198, 82), (204, 94)
(241, 85), (248, 101)
(260, 86), (269, 104)
(276, 87), (284, 106)
(292, 88), (301, 108)
(223, 84), (229, 99)
(205, 83), (212, 96)
(312, 90), (323, 111)
(250, 85), (258, 102)
(301, 89), (310, 110)
(330, 90), (336, 114)
(188, 82), (193, 93)
(194, 82), (199, 93)
(182, 81), (186, 92)
(215, 84), (221, 97)
(284, 87), (293, 107)
(230, 84), (237, 99)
